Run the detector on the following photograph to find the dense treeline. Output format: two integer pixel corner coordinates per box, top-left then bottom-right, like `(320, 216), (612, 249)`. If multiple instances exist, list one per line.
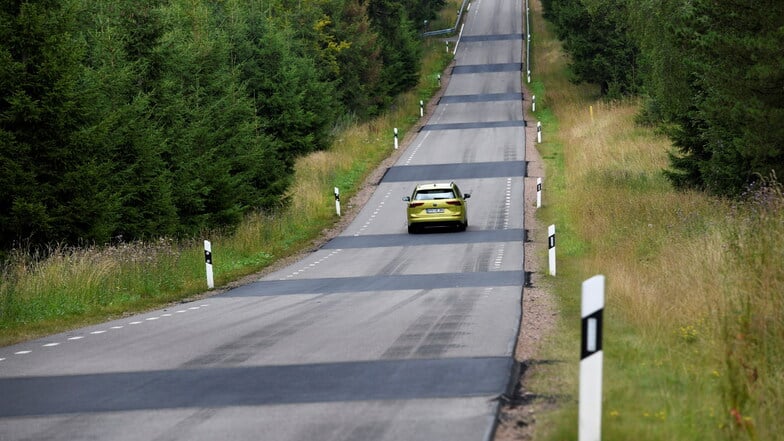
(0, 0), (444, 252)
(541, 0), (784, 197)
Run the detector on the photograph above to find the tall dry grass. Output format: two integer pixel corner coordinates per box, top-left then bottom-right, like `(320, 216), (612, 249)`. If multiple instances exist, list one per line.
(561, 101), (726, 336)
(526, 0), (784, 440)
(719, 180), (784, 440)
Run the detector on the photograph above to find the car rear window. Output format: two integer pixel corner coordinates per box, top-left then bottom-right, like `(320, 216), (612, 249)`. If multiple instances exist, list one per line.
(414, 189), (455, 200)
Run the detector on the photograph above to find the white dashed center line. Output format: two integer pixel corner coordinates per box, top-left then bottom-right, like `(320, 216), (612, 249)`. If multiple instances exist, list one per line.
(284, 249), (343, 279)
(1, 304), (210, 362)
(494, 245), (506, 270)
(355, 190), (393, 236)
(504, 178), (513, 229)
(403, 131), (432, 165)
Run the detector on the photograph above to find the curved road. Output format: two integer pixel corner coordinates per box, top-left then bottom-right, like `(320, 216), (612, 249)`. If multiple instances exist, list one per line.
(0, 1), (526, 440)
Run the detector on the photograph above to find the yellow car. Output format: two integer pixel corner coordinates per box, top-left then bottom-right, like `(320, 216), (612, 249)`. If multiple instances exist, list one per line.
(403, 182), (470, 233)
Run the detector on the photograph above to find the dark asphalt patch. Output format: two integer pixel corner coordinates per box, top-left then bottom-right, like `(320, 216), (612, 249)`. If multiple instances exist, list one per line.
(382, 161), (526, 182)
(225, 271), (523, 297)
(439, 93), (522, 104)
(452, 63), (522, 74)
(421, 120), (525, 131)
(459, 34), (524, 43)
(322, 229), (525, 249)
(0, 357), (513, 417)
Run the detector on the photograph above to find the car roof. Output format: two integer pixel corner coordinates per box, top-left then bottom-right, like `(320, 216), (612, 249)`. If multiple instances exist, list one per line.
(414, 182), (455, 191)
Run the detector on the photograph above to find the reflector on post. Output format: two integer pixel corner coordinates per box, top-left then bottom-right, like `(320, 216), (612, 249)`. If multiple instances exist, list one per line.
(579, 275), (605, 441)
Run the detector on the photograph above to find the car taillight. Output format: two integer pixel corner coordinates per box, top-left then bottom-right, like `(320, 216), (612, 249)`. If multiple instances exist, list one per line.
(409, 202), (425, 207)
(446, 200), (462, 206)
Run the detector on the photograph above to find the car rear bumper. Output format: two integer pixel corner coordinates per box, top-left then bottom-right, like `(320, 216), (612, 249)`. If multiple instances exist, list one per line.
(408, 213), (466, 225)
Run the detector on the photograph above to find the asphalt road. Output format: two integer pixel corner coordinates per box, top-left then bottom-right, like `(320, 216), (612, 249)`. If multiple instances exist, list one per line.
(0, 1), (526, 439)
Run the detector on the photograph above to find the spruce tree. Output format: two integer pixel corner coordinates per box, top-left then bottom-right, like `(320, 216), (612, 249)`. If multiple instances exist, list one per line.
(0, 0), (117, 248)
(78, 0), (178, 241)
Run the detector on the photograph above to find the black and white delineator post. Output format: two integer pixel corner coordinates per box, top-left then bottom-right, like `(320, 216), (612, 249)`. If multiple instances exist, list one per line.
(548, 224), (556, 276)
(420, 100), (424, 117)
(536, 177), (542, 208)
(579, 275), (605, 441)
(334, 187), (341, 217)
(537, 121), (542, 143)
(204, 240), (214, 290)
(532, 95), (536, 112)
(394, 127), (399, 150)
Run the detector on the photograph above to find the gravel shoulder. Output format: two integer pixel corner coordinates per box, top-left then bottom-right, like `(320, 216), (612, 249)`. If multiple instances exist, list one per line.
(491, 80), (558, 440)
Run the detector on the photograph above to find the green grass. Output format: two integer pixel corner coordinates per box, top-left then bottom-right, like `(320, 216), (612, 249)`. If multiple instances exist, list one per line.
(524, 1), (784, 440)
(0, 36), (453, 347)
(427, 0), (465, 31)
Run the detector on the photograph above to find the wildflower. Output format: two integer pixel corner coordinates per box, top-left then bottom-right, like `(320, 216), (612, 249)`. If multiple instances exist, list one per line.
(679, 324), (698, 343)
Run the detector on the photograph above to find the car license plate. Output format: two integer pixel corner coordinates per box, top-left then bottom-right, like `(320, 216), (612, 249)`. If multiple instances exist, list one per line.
(426, 208), (444, 214)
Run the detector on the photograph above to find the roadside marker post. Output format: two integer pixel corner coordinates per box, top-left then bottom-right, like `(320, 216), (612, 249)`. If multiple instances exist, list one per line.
(527, 69), (531, 84)
(334, 187), (341, 217)
(580, 275), (605, 441)
(536, 177), (542, 208)
(420, 100), (424, 117)
(394, 127), (399, 150)
(537, 122), (542, 143)
(532, 95), (536, 112)
(548, 224), (556, 276)
(204, 240), (214, 290)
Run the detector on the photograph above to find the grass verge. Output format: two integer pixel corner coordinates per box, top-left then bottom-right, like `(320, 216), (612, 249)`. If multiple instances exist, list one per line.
(525, 1), (784, 440)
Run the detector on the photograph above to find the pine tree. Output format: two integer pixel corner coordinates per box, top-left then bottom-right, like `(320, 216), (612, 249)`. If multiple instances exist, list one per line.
(544, 0), (639, 96)
(367, 0), (422, 96)
(77, 0), (178, 240)
(235, 3), (340, 166)
(154, 0), (290, 235)
(0, 0), (117, 248)
(658, 0), (784, 195)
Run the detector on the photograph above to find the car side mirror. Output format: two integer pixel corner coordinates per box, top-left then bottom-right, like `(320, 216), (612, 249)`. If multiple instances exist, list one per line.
(402, 196), (411, 202)
(464, 193), (471, 199)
